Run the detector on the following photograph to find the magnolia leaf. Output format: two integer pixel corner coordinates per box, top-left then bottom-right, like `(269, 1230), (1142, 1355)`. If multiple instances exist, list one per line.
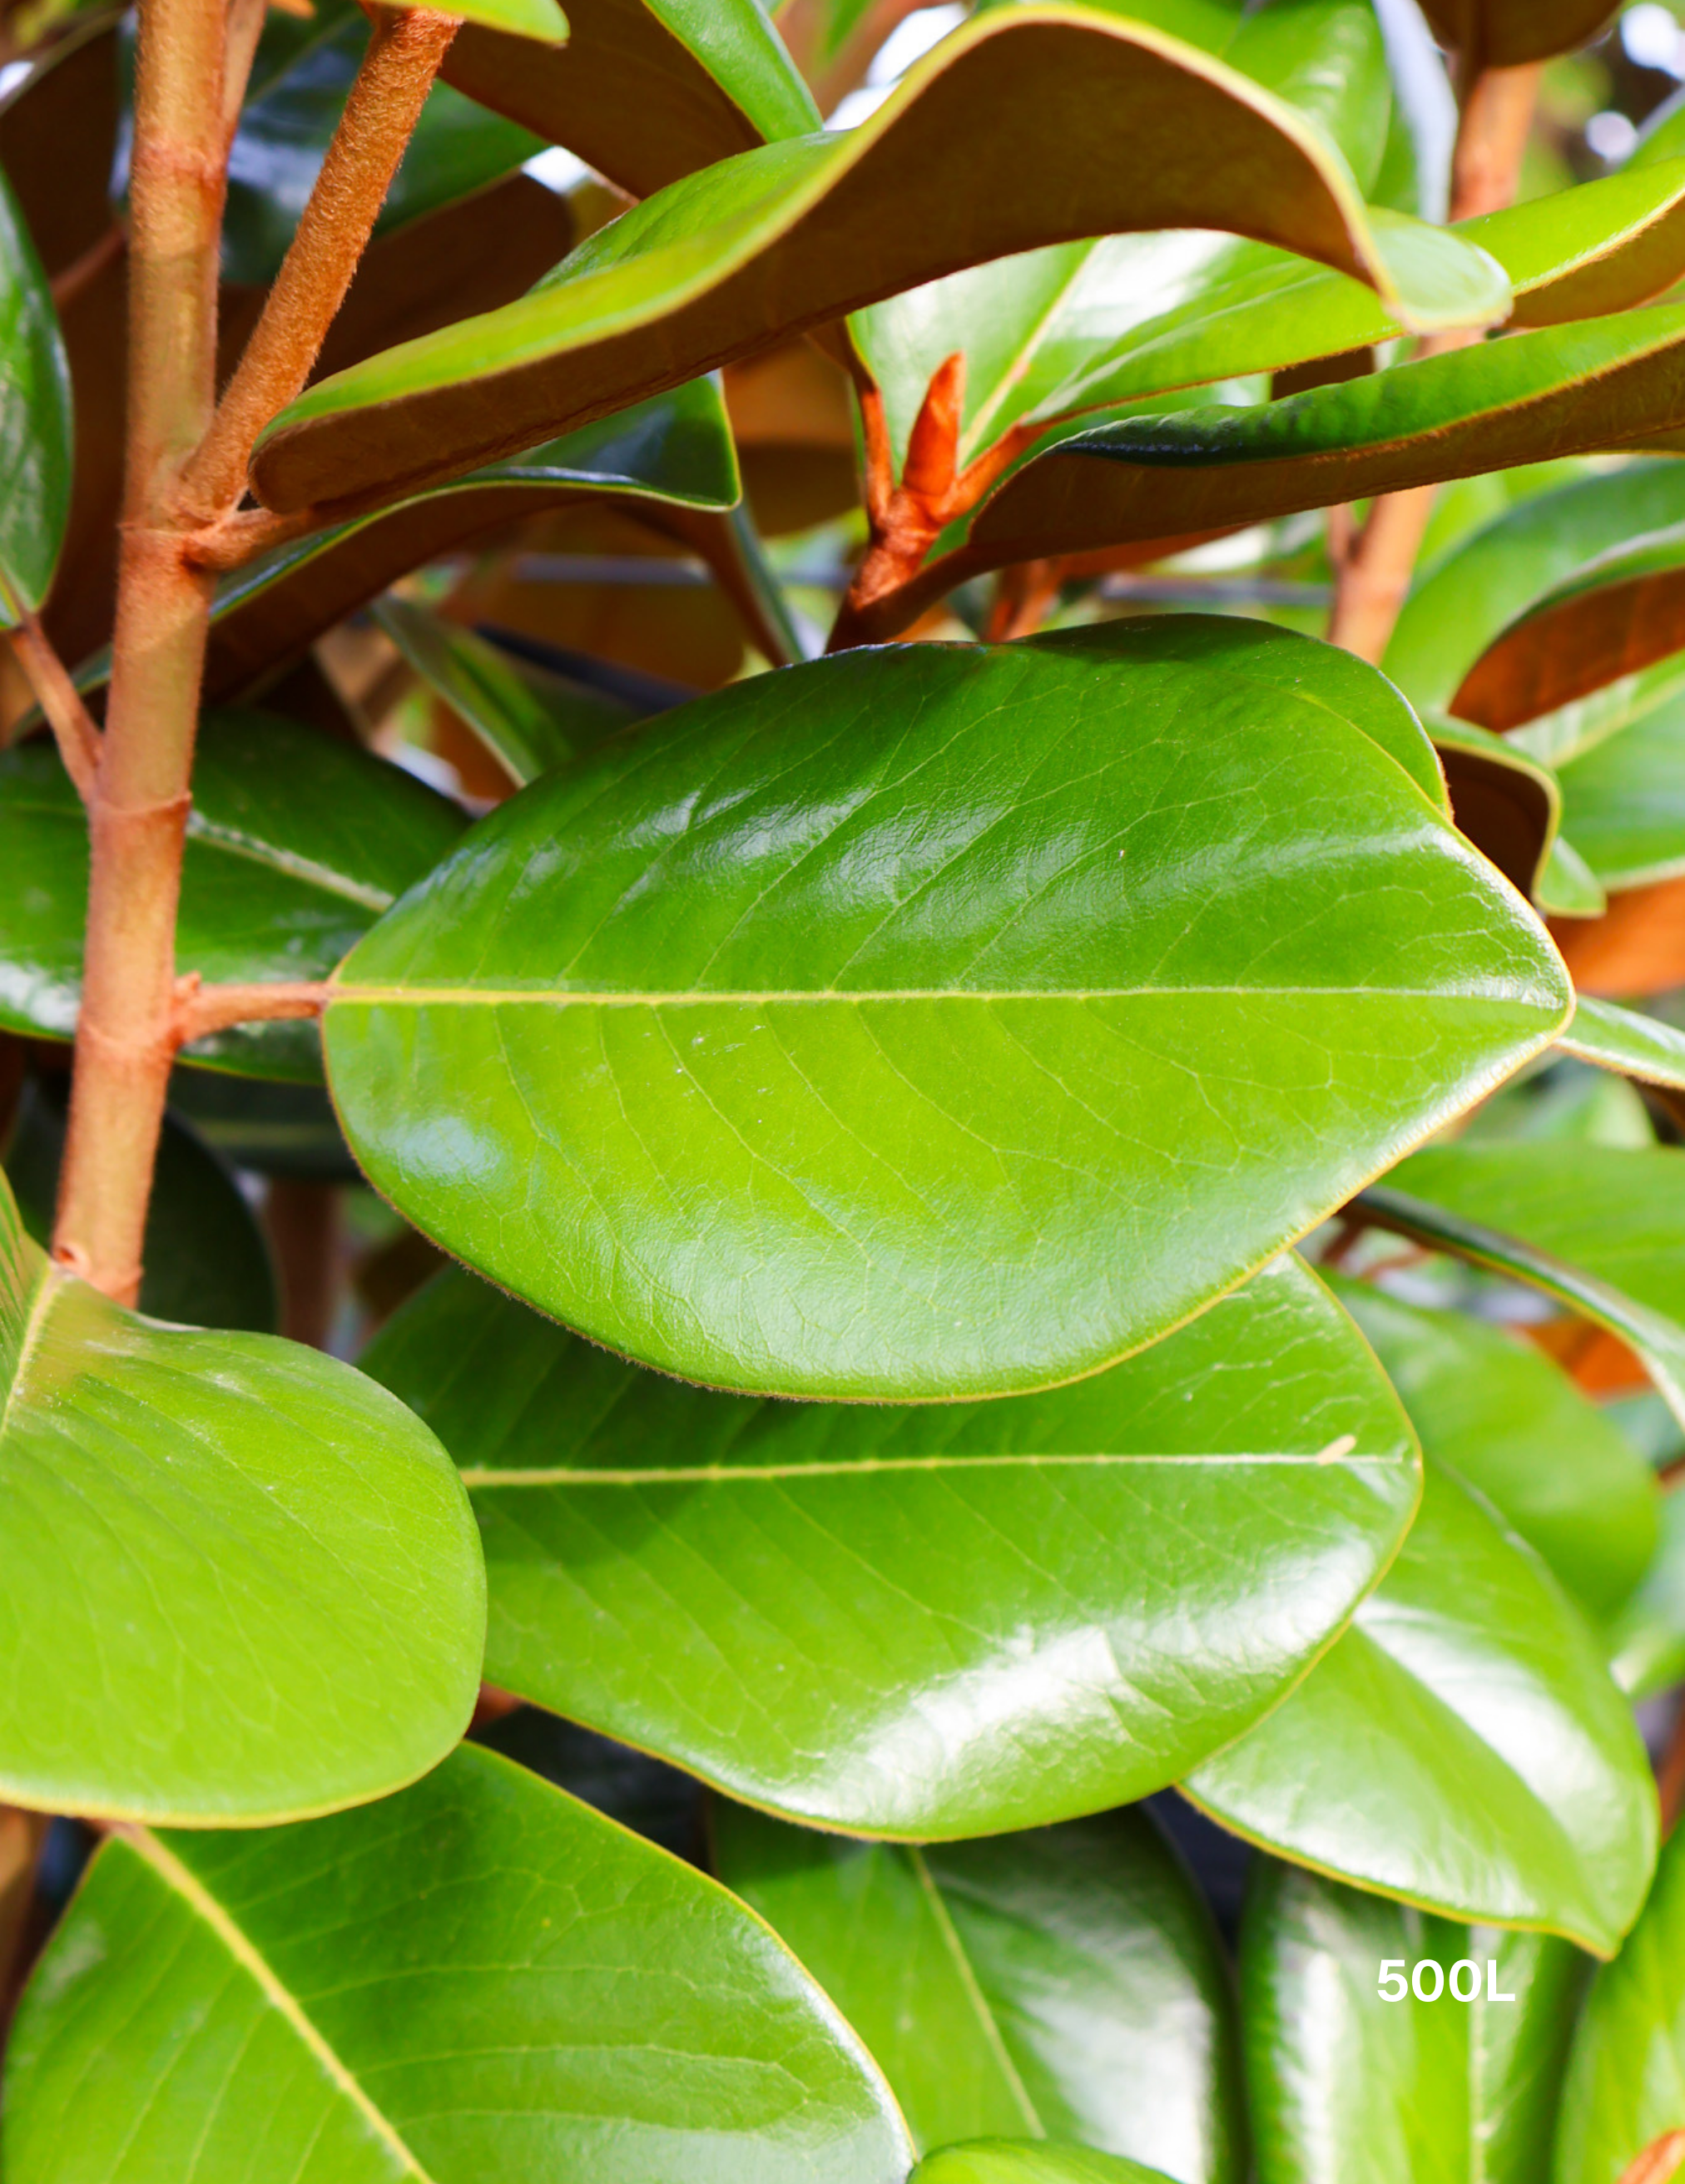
(0, 1744), (913, 2184)
(0, 711), (466, 1082)
(0, 1166), (483, 1824)
(326, 620), (1564, 1401)
(935, 305), (1685, 611)
(912, 2148), (1178, 2184)
(0, 171), (70, 626)
(443, 0), (820, 199)
(1606, 1488), (1685, 1701)
(1429, 717), (1559, 900)
(425, 0), (566, 43)
(1185, 1460), (1658, 1955)
(202, 384), (756, 701)
(1366, 1144), (1685, 1428)
(1540, 836), (1609, 920)
(1555, 1823), (1685, 2184)
(1416, 0), (1616, 70)
(5, 1079), (279, 1335)
(1559, 685), (1685, 891)
(1452, 523), (1685, 731)
(1325, 1274), (1658, 1618)
(374, 598), (636, 784)
(1559, 995), (1685, 1099)
(364, 1252), (1420, 1835)
(248, 6), (1510, 518)
(714, 1801), (1244, 2179)
(1241, 1857), (1589, 2184)
(1387, 461), (1685, 721)
(222, 0), (543, 286)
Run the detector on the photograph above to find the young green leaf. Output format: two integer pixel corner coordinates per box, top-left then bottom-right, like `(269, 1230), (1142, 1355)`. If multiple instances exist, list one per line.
(363, 1252), (1420, 1835)
(5, 1078), (279, 1334)
(1554, 1820), (1685, 2184)
(1559, 996), (1685, 1098)
(1326, 1273), (1659, 1618)
(1184, 1462), (1659, 1957)
(1386, 461), (1685, 720)
(0, 170), (70, 626)
(442, 0), (820, 200)
(425, 0), (566, 45)
(714, 1802), (1245, 2180)
(1417, 0), (1615, 69)
(0, 1166), (483, 1824)
(0, 711), (466, 1081)
(203, 383), (746, 703)
(1368, 1144), (1685, 1429)
(1241, 1857), (1590, 2184)
(328, 622), (1565, 1400)
(1429, 717), (1560, 900)
(912, 2147), (1179, 2184)
(0, 1743), (913, 2184)
(374, 597), (636, 783)
(1559, 686), (1685, 890)
(248, 6), (1510, 517)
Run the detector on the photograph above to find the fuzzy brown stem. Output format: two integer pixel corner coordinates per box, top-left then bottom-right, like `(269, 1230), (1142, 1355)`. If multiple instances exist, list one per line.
(7, 611), (102, 800)
(1328, 63), (1540, 666)
(178, 978), (330, 1041)
(52, 0), (230, 1304)
(181, 7), (461, 522)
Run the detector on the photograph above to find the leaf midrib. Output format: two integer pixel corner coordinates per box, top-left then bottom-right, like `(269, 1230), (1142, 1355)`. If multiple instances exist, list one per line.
(460, 1445), (1402, 1487)
(125, 1830), (436, 2183)
(330, 983), (1539, 1006)
(909, 1847), (1043, 2141)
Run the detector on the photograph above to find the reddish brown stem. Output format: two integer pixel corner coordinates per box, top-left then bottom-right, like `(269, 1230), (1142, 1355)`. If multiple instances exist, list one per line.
(181, 7), (461, 523)
(1618, 2132), (1685, 2184)
(1328, 62), (1541, 665)
(176, 978), (330, 1041)
(6, 610), (102, 800)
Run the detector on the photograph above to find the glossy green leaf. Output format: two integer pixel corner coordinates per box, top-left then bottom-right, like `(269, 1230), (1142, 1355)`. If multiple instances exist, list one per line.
(714, 1801), (1244, 2179)
(1388, 462), (1685, 720)
(1558, 686), (1685, 891)
(1453, 522), (1685, 731)
(364, 1250), (1420, 1832)
(328, 620), (1565, 1401)
(914, 2147), (1177, 2184)
(374, 597), (634, 783)
(0, 169), (70, 625)
(1368, 1144), (1685, 1428)
(1559, 995), (1685, 1097)
(222, 0), (544, 286)
(0, 1165), (483, 1823)
(1185, 1461), (1658, 1955)
(0, 711), (465, 1081)
(1417, 0), (1615, 69)
(430, 0), (566, 43)
(1605, 1487), (1685, 1701)
(1540, 836), (1609, 919)
(443, 0), (819, 201)
(945, 306), (1685, 600)
(4, 1077), (279, 1334)
(166, 1069), (359, 1182)
(1326, 1272), (1658, 1617)
(0, 1742), (913, 2184)
(249, 6), (1510, 517)
(1241, 1855), (1590, 2184)
(1430, 715), (1559, 900)
(1555, 1821), (1685, 2184)
(203, 384), (744, 704)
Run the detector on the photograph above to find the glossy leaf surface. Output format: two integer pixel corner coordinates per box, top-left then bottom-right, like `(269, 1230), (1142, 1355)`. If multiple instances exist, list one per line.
(203, 384), (743, 703)
(442, 0), (820, 199)
(714, 1801), (1243, 2180)
(1560, 995), (1685, 1097)
(1, 1743), (913, 2184)
(954, 305), (1685, 588)
(0, 1166), (483, 1823)
(1387, 462), (1685, 720)
(1417, 0), (1615, 69)
(0, 711), (466, 1080)
(1555, 1823), (1685, 2184)
(1326, 1273), (1658, 1617)
(4, 1078), (279, 1334)
(328, 622), (1565, 1401)
(914, 2149), (1177, 2184)
(250, 7), (1509, 515)
(1241, 1856), (1588, 2184)
(364, 1251), (1420, 1835)
(1370, 1144), (1685, 1427)
(1559, 687), (1685, 890)
(1186, 1462), (1658, 1955)
(0, 170), (70, 624)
